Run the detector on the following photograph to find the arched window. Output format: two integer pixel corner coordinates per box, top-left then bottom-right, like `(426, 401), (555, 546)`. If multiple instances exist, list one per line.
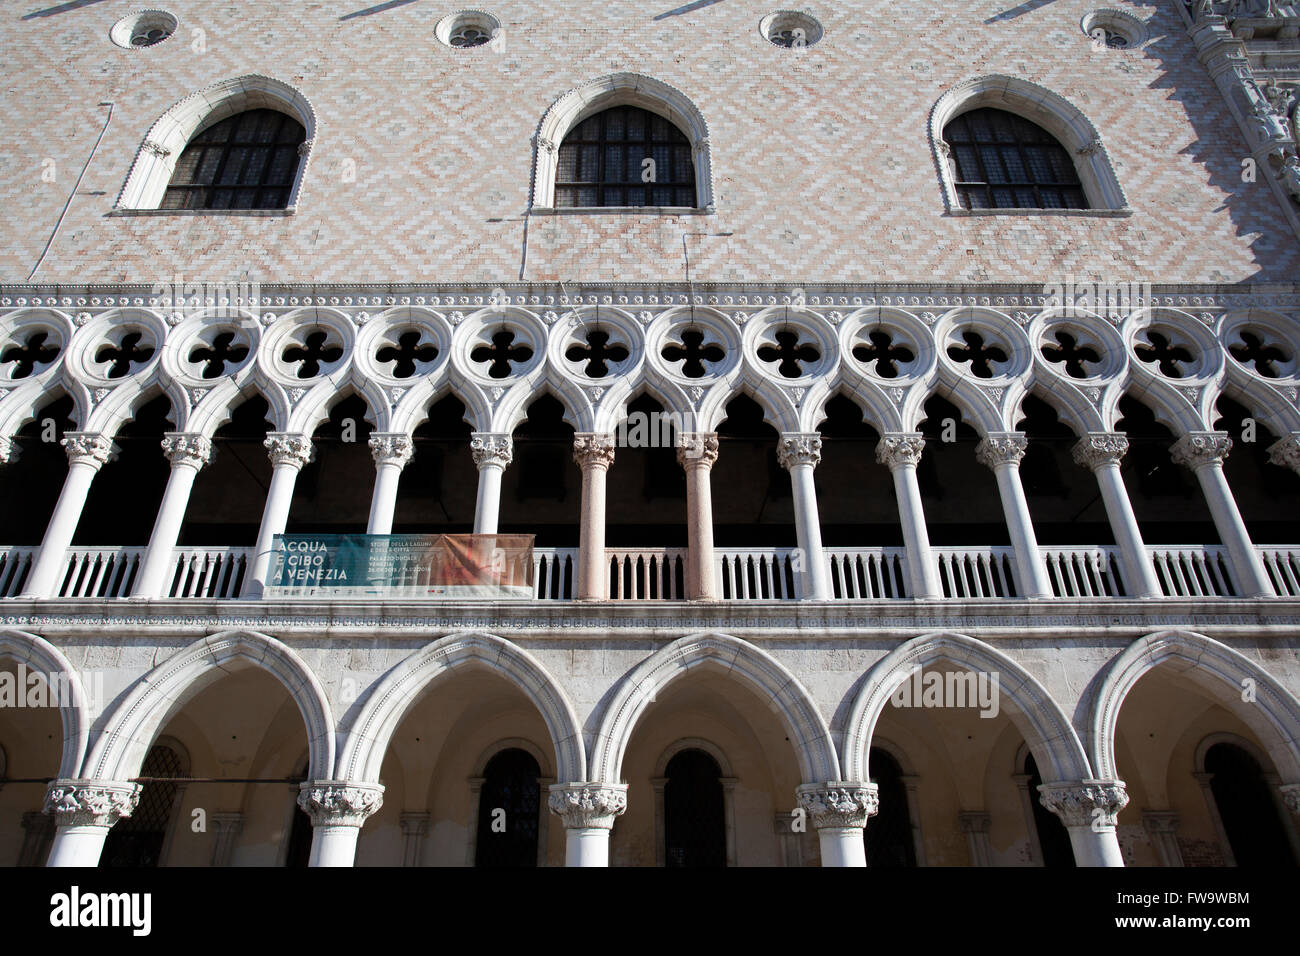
(942, 108), (1087, 210)
(100, 744), (184, 867)
(865, 748), (916, 867)
(161, 109), (306, 210)
(474, 748), (542, 867)
(663, 748), (726, 867)
(555, 106), (696, 208)
(1025, 753), (1076, 867)
(1204, 742), (1297, 867)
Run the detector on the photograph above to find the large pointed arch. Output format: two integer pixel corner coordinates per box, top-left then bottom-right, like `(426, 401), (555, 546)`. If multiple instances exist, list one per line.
(1089, 630), (1300, 783)
(337, 632), (585, 784)
(843, 631), (1093, 783)
(0, 630), (90, 779)
(83, 630), (335, 783)
(590, 632), (840, 784)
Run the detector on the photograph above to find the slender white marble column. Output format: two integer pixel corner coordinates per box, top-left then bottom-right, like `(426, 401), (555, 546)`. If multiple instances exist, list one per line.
(1071, 432), (1162, 599)
(366, 434), (414, 535)
(959, 811), (994, 866)
(1038, 780), (1129, 867)
(131, 433), (212, 599)
(777, 433), (831, 600)
(797, 782), (877, 867)
(1171, 432), (1274, 597)
(43, 779), (141, 867)
(21, 433), (115, 598)
(297, 781), (385, 867)
(471, 433), (513, 534)
(876, 433), (942, 599)
(548, 783), (627, 867)
(242, 433), (313, 599)
(976, 433), (1053, 599)
(678, 433), (720, 600)
(573, 434), (616, 601)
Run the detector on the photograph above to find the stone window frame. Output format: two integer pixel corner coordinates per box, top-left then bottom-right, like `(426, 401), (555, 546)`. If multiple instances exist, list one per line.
(464, 737), (554, 867)
(651, 737), (737, 867)
(530, 73), (715, 216)
(930, 75), (1131, 217)
(1192, 731), (1300, 866)
(115, 75), (317, 215)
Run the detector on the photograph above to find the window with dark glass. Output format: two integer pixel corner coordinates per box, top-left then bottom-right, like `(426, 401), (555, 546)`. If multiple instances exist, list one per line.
(865, 748), (916, 867)
(162, 109), (306, 210)
(100, 744), (183, 867)
(474, 749), (542, 867)
(664, 749), (726, 867)
(555, 106), (696, 208)
(943, 108), (1088, 211)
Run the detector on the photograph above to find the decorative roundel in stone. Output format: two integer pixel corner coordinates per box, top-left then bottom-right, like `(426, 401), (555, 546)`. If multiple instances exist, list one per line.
(551, 308), (639, 381)
(1033, 313), (1125, 381)
(759, 10), (823, 48)
(843, 310), (934, 383)
(1221, 312), (1299, 381)
(937, 312), (1029, 381)
(648, 309), (741, 382)
(67, 312), (165, 385)
(436, 11), (500, 49)
(356, 309), (449, 384)
(454, 310), (545, 384)
(746, 309), (837, 381)
(109, 10), (178, 49)
(1130, 322), (1209, 381)
(0, 314), (67, 381)
(170, 321), (255, 383)
(1080, 10), (1149, 50)
(260, 310), (354, 384)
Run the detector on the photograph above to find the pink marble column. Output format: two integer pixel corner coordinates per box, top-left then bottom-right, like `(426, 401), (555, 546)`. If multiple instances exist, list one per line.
(573, 434), (615, 601)
(677, 433), (719, 600)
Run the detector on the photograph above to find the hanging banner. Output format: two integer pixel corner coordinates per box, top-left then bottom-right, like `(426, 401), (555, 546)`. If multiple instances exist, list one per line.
(263, 533), (535, 599)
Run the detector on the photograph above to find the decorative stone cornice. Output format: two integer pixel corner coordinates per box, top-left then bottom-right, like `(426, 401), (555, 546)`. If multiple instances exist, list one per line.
(296, 781), (385, 827)
(1038, 780), (1129, 828)
(161, 432), (211, 469)
(1170, 431), (1232, 469)
(876, 432), (926, 469)
(1267, 434), (1300, 474)
(1072, 432), (1129, 470)
(676, 432), (719, 467)
(572, 433), (616, 470)
(61, 432), (115, 469)
(975, 432), (1028, 468)
(796, 782), (880, 829)
(777, 433), (822, 470)
(547, 783), (628, 829)
(470, 432), (513, 470)
(43, 780), (141, 828)
(264, 433), (314, 469)
(368, 433), (414, 469)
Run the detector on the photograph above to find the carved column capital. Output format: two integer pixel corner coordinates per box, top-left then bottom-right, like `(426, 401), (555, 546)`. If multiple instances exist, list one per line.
(572, 433), (616, 470)
(547, 783), (628, 830)
(676, 432), (719, 467)
(1072, 432), (1128, 470)
(470, 432), (513, 470)
(1038, 780), (1129, 828)
(161, 432), (211, 469)
(1141, 809), (1181, 833)
(958, 810), (992, 834)
(296, 781), (385, 827)
(975, 432), (1028, 468)
(264, 432), (313, 469)
(399, 811), (431, 837)
(0, 436), (11, 465)
(876, 432), (926, 469)
(1170, 431), (1232, 469)
(1267, 434), (1300, 474)
(777, 432), (822, 470)
(1280, 783), (1300, 816)
(796, 781), (880, 829)
(43, 779), (141, 828)
(368, 433), (414, 469)
(61, 432), (115, 469)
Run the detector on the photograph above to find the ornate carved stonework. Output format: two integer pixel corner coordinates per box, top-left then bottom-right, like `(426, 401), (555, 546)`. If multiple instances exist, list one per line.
(975, 433), (1028, 468)
(1170, 431), (1233, 469)
(777, 433), (823, 470)
(676, 432), (720, 467)
(876, 433), (926, 469)
(61, 432), (114, 469)
(368, 434), (414, 469)
(161, 433), (211, 469)
(264, 433), (314, 469)
(0, 436), (11, 465)
(1038, 780), (1129, 827)
(796, 782), (880, 829)
(1267, 435), (1300, 474)
(296, 782), (385, 827)
(547, 784), (628, 829)
(43, 780), (141, 828)
(572, 433), (616, 470)
(1280, 783), (1300, 816)
(1072, 432), (1129, 470)
(470, 432), (513, 469)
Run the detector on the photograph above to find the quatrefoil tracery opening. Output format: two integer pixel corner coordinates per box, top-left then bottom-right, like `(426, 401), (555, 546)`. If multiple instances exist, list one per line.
(757, 330), (821, 379)
(852, 329), (915, 379)
(188, 331), (250, 380)
(1, 331), (60, 379)
(566, 329), (630, 379)
(1134, 330), (1194, 379)
(1040, 329), (1102, 379)
(282, 331), (344, 380)
(661, 328), (726, 379)
(376, 330), (439, 379)
(95, 331), (156, 379)
(470, 329), (534, 379)
(1228, 330), (1290, 379)
(947, 330), (1009, 379)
